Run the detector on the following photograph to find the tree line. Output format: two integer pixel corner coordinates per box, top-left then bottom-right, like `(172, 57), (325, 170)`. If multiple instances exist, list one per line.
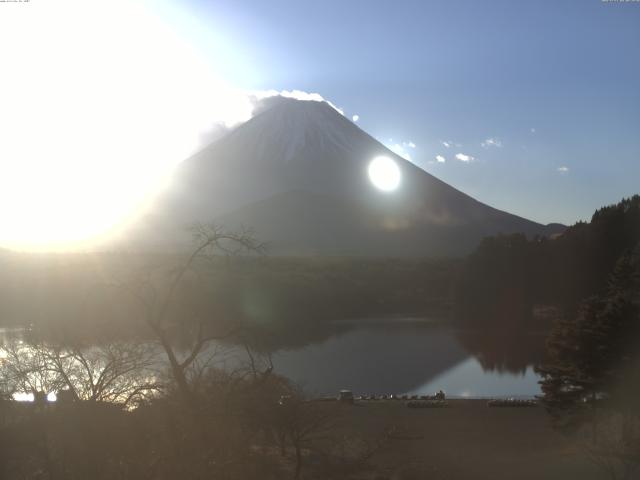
(454, 195), (640, 327)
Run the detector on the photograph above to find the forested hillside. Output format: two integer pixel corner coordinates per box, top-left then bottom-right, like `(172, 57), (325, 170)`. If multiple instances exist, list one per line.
(455, 195), (640, 326)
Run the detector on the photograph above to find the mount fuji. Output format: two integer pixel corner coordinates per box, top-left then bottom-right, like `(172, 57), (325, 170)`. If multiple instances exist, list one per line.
(128, 98), (563, 257)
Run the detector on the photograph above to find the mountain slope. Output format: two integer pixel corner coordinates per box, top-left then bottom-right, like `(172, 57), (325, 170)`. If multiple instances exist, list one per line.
(130, 98), (563, 256)
(215, 189), (557, 257)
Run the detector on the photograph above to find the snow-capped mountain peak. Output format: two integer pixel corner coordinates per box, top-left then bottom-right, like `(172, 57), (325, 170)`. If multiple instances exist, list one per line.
(127, 98), (564, 256)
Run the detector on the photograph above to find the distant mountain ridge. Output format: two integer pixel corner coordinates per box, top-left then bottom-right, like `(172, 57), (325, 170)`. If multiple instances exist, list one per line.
(126, 98), (564, 256)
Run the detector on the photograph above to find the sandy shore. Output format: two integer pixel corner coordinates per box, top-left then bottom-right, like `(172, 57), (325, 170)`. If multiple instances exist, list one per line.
(330, 399), (605, 480)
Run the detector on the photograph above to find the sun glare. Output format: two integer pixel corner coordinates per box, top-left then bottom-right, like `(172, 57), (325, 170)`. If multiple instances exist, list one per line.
(368, 156), (401, 192)
(0, 0), (253, 250)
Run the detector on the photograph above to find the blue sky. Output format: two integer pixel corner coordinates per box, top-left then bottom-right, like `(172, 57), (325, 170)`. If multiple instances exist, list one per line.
(157, 0), (640, 225)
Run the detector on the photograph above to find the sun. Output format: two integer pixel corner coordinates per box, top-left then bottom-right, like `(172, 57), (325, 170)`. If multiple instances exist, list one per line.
(0, 1), (253, 251)
(368, 156), (401, 192)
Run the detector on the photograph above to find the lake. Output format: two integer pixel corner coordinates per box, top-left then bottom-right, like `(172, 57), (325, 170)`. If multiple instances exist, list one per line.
(1, 320), (546, 400)
(265, 319), (544, 398)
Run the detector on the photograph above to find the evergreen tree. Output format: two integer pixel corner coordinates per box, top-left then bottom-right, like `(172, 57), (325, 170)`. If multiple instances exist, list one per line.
(536, 245), (640, 433)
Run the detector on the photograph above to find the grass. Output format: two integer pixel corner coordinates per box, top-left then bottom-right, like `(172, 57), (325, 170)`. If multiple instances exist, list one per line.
(327, 399), (605, 480)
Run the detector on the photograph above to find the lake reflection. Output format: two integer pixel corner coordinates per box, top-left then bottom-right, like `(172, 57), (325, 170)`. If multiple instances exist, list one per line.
(268, 320), (544, 398)
(1, 321), (545, 400)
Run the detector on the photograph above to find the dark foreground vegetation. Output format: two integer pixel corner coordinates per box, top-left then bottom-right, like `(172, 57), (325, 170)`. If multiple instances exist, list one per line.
(1, 360), (387, 479)
(0, 396), (608, 480)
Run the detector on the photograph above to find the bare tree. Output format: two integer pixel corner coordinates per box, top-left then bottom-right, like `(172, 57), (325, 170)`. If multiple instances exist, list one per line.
(0, 340), (62, 399)
(0, 339), (160, 408)
(120, 223), (264, 405)
(46, 342), (161, 406)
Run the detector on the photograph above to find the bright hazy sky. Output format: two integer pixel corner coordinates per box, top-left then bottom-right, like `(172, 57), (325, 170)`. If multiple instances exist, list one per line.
(0, 0), (638, 248)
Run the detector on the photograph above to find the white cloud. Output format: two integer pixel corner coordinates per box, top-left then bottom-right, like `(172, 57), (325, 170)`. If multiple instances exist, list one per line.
(441, 140), (461, 148)
(250, 89), (344, 115)
(387, 143), (412, 161)
(383, 140), (417, 162)
(199, 88), (348, 145)
(455, 153), (475, 163)
(557, 166), (569, 173)
(530, 128), (536, 134)
(435, 155), (446, 163)
(481, 137), (502, 148)
(254, 89), (325, 103)
(352, 114), (359, 122)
